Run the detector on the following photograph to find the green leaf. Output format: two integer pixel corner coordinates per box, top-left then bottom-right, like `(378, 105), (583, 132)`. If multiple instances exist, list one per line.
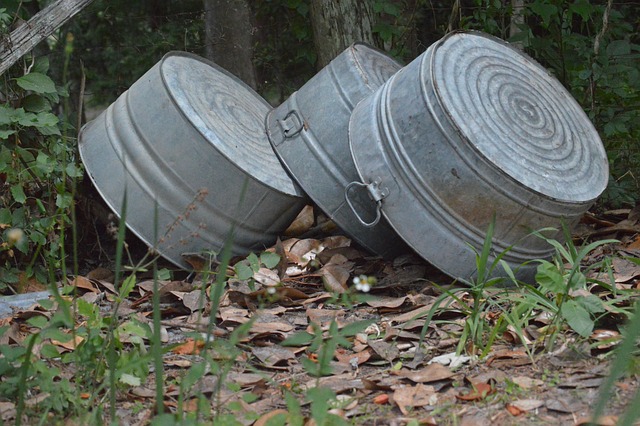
(535, 261), (566, 294)
(248, 252), (260, 272)
(40, 344), (61, 359)
(16, 72), (57, 94)
(119, 373), (141, 386)
(281, 331), (315, 347)
(22, 94), (49, 112)
(530, 1), (558, 27)
(65, 162), (82, 178)
(569, 0), (594, 21)
(607, 39), (631, 57)
(0, 129), (16, 140)
(10, 185), (27, 203)
(120, 274), (136, 299)
(260, 251), (280, 269)
(27, 315), (48, 329)
(32, 57), (50, 75)
(56, 193), (73, 208)
(0, 105), (12, 125)
(575, 294), (605, 314)
(235, 262), (254, 280)
(340, 319), (374, 337)
(0, 208), (10, 226)
(561, 299), (594, 337)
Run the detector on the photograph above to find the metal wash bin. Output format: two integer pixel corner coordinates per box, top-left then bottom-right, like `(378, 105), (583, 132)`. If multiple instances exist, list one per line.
(266, 43), (407, 258)
(348, 31), (609, 282)
(79, 52), (307, 269)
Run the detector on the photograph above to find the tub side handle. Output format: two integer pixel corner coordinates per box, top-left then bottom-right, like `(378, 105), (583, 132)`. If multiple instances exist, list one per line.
(278, 110), (304, 139)
(344, 178), (389, 228)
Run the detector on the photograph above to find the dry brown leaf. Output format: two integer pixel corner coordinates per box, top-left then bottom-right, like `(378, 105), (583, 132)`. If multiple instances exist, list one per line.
(254, 267), (280, 286)
(373, 394), (389, 405)
(511, 376), (543, 389)
(86, 267), (114, 282)
(392, 384), (436, 415)
(368, 340), (400, 362)
(574, 415), (619, 426)
(508, 399), (544, 412)
(286, 238), (323, 267)
(456, 382), (495, 401)
(389, 304), (436, 325)
(335, 347), (372, 366)
(181, 289), (207, 312)
(251, 346), (295, 367)
(306, 308), (345, 328)
(318, 263), (350, 294)
(172, 339), (204, 355)
(590, 329), (621, 349)
(366, 296), (407, 309)
(254, 409), (289, 426)
(392, 363), (455, 383)
(613, 257), (640, 283)
(68, 276), (99, 293)
(284, 205), (315, 237)
(51, 334), (84, 351)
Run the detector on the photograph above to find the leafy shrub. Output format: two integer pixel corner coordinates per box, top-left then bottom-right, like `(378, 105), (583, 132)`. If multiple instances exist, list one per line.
(0, 56), (82, 292)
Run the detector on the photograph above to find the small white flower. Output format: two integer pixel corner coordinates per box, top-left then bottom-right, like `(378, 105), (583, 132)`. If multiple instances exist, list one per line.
(267, 287), (276, 295)
(7, 228), (24, 245)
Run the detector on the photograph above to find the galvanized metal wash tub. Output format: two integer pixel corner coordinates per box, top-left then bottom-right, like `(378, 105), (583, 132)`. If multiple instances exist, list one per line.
(79, 52), (307, 269)
(266, 43), (406, 258)
(348, 31), (609, 282)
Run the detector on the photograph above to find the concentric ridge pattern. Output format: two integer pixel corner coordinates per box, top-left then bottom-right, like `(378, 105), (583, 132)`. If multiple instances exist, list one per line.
(431, 33), (608, 203)
(161, 54), (298, 194)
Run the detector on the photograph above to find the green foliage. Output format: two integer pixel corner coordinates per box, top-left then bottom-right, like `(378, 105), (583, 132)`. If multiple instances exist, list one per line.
(282, 318), (373, 377)
(528, 226), (620, 344)
(0, 54), (81, 292)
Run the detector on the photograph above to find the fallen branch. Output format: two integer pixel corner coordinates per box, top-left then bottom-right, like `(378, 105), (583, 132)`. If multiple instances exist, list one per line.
(0, 0), (95, 76)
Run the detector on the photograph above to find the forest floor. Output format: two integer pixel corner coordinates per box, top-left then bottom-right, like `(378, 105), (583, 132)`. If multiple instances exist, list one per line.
(1, 204), (639, 425)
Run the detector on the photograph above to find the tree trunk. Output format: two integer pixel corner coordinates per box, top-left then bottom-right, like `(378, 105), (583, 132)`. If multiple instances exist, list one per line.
(309, 0), (377, 68)
(203, 0), (258, 89)
(510, 0), (525, 48)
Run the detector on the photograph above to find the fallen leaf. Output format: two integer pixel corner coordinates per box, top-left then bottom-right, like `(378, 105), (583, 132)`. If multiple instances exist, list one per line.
(251, 346), (295, 367)
(574, 415), (619, 426)
(318, 263), (350, 293)
(429, 352), (473, 369)
(51, 334), (84, 351)
(86, 267), (114, 282)
(68, 276), (99, 293)
(508, 399), (544, 412)
(545, 395), (585, 413)
(368, 340), (400, 362)
(285, 238), (323, 267)
(392, 363), (455, 383)
(373, 394), (389, 404)
(392, 384), (436, 415)
(590, 329), (621, 349)
(456, 382), (494, 401)
(172, 339), (204, 355)
(283, 205), (314, 237)
(254, 409), (289, 426)
(366, 296), (407, 309)
(511, 376), (544, 389)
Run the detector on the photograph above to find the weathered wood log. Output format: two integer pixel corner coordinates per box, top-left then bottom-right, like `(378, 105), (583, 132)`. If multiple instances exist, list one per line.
(0, 0), (95, 76)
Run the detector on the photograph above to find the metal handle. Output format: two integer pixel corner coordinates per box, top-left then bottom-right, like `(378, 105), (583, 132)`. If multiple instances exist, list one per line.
(344, 178), (389, 228)
(278, 110), (304, 139)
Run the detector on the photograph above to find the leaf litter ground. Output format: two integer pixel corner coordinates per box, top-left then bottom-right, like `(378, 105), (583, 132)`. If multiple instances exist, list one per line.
(1, 206), (639, 425)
